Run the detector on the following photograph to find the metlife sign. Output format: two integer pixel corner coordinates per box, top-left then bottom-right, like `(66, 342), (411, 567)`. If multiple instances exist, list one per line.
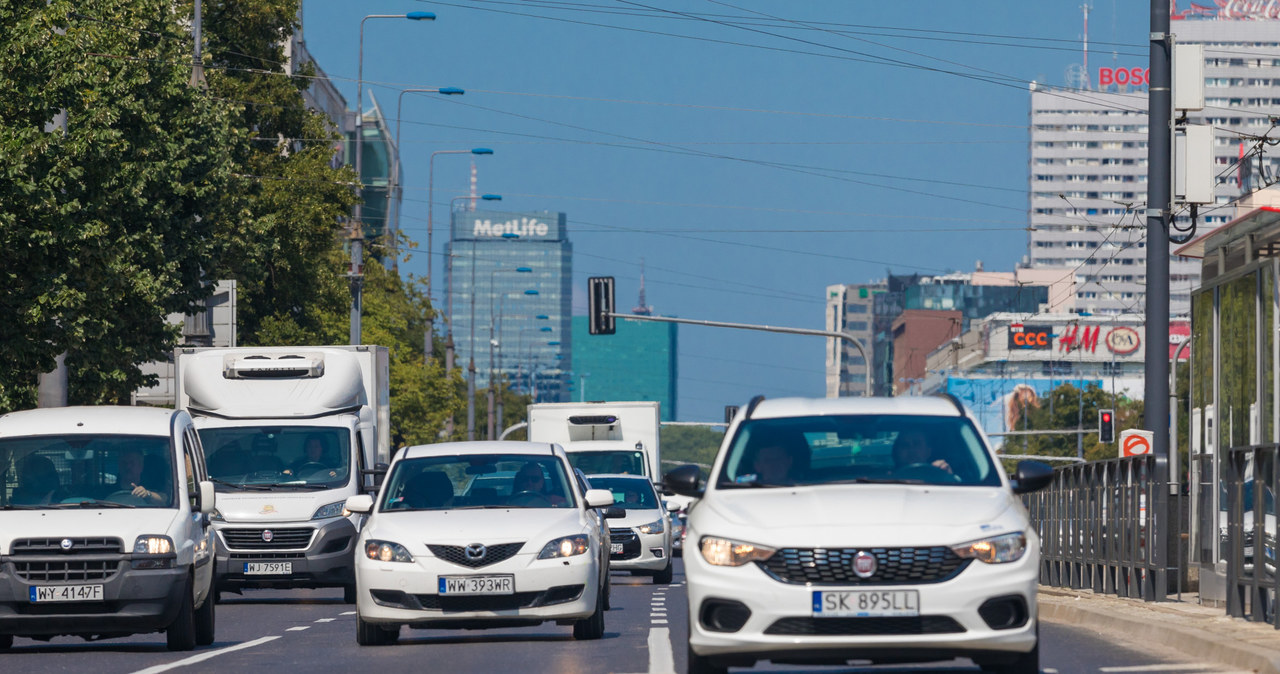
(452, 209), (566, 242)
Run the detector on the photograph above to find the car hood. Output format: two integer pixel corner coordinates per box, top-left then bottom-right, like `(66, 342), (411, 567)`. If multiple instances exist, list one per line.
(612, 507), (665, 528)
(366, 507), (591, 551)
(694, 484), (1025, 547)
(0, 509), (182, 554)
(216, 491), (346, 523)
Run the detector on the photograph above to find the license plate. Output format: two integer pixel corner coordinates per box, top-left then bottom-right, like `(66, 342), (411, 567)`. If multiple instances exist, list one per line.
(812, 590), (919, 617)
(438, 575), (514, 595)
(30, 584), (103, 603)
(610, 543), (624, 554)
(244, 562), (293, 575)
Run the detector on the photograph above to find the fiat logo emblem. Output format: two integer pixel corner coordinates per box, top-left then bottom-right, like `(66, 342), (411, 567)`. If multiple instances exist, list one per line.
(60, 538), (74, 551)
(261, 530), (274, 543)
(464, 543), (487, 560)
(852, 551), (877, 578)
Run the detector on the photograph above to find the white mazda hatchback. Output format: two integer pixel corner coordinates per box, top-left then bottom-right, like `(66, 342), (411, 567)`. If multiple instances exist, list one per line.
(345, 441), (617, 645)
(666, 396), (1053, 674)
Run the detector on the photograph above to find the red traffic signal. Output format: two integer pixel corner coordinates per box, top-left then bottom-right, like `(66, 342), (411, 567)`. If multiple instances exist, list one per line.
(1098, 409), (1115, 443)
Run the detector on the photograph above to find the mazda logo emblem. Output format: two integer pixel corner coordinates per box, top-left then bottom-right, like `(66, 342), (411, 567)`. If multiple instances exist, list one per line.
(852, 551), (877, 579)
(60, 538), (73, 551)
(262, 530), (274, 543)
(464, 543), (487, 560)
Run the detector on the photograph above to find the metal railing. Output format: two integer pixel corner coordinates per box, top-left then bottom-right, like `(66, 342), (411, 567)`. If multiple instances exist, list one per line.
(1025, 454), (1175, 601)
(1224, 444), (1280, 627)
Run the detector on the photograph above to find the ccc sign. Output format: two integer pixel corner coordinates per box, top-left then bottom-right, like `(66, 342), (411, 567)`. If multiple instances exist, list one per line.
(1008, 326), (1053, 350)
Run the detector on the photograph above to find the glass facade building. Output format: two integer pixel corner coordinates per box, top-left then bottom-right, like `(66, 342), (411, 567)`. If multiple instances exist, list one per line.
(447, 208), (572, 401)
(571, 316), (678, 420)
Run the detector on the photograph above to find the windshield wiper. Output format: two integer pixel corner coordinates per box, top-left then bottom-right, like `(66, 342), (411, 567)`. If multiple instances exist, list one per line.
(718, 480), (795, 489)
(826, 477), (927, 485)
(209, 478), (271, 491)
(0, 504), (46, 510)
(55, 499), (137, 508)
(261, 482), (330, 491)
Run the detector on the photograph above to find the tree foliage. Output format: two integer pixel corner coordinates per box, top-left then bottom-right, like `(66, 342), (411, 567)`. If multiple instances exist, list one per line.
(1006, 382), (1144, 462)
(660, 425), (725, 467)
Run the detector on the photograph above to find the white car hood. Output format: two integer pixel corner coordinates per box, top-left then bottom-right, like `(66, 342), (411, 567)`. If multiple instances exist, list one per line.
(217, 491), (345, 523)
(612, 508), (665, 528)
(696, 485), (1025, 548)
(0, 509), (181, 554)
(367, 508), (589, 551)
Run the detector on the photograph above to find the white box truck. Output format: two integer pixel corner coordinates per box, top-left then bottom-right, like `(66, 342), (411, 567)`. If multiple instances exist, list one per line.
(174, 345), (390, 603)
(527, 401), (661, 482)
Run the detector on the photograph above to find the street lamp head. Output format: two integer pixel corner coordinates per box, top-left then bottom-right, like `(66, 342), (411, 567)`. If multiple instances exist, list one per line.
(547, 341), (561, 346)
(524, 289), (539, 295)
(515, 267), (533, 273)
(535, 315), (549, 320)
(540, 326), (552, 332)
(471, 148), (495, 155)
(405, 11), (436, 20)
(481, 194), (502, 201)
(437, 87), (465, 95)
(501, 232), (519, 239)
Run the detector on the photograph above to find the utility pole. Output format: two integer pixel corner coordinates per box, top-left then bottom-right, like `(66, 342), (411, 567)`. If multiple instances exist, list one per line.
(1144, 0), (1171, 460)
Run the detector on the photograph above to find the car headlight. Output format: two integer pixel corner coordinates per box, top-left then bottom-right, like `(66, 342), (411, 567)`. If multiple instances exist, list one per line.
(209, 508), (224, 522)
(699, 536), (775, 566)
(636, 519), (665, 535)
(951, 532), (1027, 564)
(538, 534), (590, 559)
(134, 535), (174, 555)
(312, 501), (349, 520)
(364, 540), (414, 563)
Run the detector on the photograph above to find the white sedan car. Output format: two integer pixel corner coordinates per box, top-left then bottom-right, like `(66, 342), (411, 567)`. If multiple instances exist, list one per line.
(345, 441), (617, 645)
(585, 474), (674, 583)
(666, 396), (1054, 674)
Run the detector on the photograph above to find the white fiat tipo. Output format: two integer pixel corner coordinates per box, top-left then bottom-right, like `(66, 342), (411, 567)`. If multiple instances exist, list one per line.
(666, 396), (1053, 674)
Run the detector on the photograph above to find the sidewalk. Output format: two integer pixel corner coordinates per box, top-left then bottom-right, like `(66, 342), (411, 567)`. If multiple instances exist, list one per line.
(1040, 587), (1280, 674)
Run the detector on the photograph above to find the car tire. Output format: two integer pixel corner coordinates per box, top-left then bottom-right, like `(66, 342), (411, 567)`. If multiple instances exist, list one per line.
(978, 627), (1039, 674)
(653, 560), (673, 584)
(572, 586), (606, 640)
(194, 581), (216, 647)
(687, 642), (728, 674)
(343, 584), (358, 604)
(355, 614), (399, 646)
(604, 579), (612, 611)
(0, 634), (12, 650)
(166, 575), (198, 651)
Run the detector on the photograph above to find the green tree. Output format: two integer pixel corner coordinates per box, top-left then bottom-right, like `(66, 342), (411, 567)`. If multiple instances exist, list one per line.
(1010, 383), (1143, 462)
(0, 0), (236, 408)
(660, 425), (725, 467)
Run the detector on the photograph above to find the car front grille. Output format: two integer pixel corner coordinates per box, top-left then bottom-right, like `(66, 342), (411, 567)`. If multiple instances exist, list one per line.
(11, 537), (123, 555)
(9, 537), (126, 583)
(222, 528), (314, 551)
(764, 616), (966, 636)
(760, 547), (970, 585)
(427, 542), (524, 568)
(13, 560), (122, 583)
(610, 529), (641, 560)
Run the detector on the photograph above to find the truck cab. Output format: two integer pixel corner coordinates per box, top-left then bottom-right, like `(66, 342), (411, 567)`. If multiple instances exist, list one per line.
(527, 402), (661, 486)
(175, 346), (390, 603)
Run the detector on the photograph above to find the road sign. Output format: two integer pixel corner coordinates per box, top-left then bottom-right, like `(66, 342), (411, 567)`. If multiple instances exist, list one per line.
(587, 277), (615, 335)
(1119, 429), (1153, 457)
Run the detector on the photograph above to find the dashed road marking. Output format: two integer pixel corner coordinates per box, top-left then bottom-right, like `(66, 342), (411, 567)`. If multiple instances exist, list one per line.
(1099, 666), (1219, 672)
(340, 611), (356, 616)
(130, 636), (281, 674)
(286, 626), (309, 632)
(314, 618), (335, 623)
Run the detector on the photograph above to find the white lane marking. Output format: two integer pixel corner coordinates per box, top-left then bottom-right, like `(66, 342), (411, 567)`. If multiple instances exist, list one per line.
(1043, 669), (1059, 674)
(1100, 666), (1219, 672)
(131, 636), (281, 674)
(648, 626), (674, 673)
(286, 626), (310, 632)
(314, 618), (335, 623)
(650, 613), (667, 618)
(340, 611), (356, 616)
(650, 619), (668, 625)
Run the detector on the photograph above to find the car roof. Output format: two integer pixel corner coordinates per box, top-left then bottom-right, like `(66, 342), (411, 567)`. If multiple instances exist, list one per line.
(746, 396), (964, 420)
(398, 440), (559, 461)
(0, 406), (181, 438)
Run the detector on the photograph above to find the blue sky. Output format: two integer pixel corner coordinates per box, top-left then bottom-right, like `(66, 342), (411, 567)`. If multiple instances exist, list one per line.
(299, 0), (1150, 422)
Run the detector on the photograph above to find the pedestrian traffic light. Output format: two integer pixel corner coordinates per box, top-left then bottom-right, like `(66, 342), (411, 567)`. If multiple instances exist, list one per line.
(1098, 409), (1115, 443)
(587, 276), (615, 335)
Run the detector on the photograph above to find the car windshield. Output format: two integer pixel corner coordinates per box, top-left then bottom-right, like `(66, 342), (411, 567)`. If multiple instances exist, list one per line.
(199, 426), (350, 490)
(566, 450), (647, 477)
(716, 414), (1002, 488)
(0, 434), (176, 508)
(587, 476), (659, 510)
(380, 453), (575, 511)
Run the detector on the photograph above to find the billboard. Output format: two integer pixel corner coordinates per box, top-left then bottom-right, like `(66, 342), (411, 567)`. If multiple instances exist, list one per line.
(452, 209), (566, 242)
(946, 377), (1103, 448)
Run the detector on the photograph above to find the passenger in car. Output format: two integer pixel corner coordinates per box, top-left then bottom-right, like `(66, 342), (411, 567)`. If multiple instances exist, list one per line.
(12, 454), (66, 505)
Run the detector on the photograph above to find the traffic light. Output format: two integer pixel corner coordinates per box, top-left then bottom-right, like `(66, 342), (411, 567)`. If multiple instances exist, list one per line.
(1098, 409), (1115, 443)
(587, 277), (615, 335)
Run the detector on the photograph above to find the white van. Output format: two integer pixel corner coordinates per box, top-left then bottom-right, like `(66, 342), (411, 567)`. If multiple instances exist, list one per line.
(0, 406), (217, 651)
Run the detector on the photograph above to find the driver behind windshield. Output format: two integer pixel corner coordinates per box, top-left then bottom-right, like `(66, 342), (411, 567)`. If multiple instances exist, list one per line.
(512, 462), (566, 506)
(284, 434), (335, 478)
(116, 448), (170, 504)
(891, 428), (958, 481)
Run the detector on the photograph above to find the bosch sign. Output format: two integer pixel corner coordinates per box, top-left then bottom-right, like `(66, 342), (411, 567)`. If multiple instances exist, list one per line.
(1098, 67), (1150, 88)
(1008, 326), (1053, 350)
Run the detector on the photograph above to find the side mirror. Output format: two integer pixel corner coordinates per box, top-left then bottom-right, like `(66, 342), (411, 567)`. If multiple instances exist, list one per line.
(664, 465), (705, 498)
(361, 462), (390, 493)
(584, 488), (615, 508)
(198, 481), (216, 515)
(603, 506), (626, 519)
(1011, 460), (1055, 495)
(345, 494), (375, 514)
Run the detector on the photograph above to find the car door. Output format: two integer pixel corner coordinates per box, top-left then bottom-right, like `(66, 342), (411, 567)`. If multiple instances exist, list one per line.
(182, 424), (215, 600)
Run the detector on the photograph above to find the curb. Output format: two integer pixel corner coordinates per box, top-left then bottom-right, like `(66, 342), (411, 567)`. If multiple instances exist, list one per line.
(1039, 590), (1280, 674)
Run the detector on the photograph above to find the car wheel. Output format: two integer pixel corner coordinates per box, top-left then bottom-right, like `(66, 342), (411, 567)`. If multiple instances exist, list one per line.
(978, 627), (1039, 674)
(343, 584), (358, 604)
(166, 575), (198, 651)
(573, 585), (606, 640)
(687, 642), (728, 674)
(194, 581), (216, 646)
(0, 634), (12, 650)
(653, 561), (673, 585)
(356, 614), (399, 646)
(604, 579), (612, 611)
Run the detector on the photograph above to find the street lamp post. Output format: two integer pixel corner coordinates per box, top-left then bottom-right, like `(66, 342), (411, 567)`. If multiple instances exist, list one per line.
(431, 148), (493, 343)
(468, 231), (519, 441)
(351, 11), (435, 346)
(580, 372), (590, 403)
(390, 87), (464, 260)
(486, 268), (534, 439)
(430, 193), (501, 367)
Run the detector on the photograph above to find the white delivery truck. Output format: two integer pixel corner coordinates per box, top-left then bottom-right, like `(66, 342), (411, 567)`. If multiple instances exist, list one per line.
(527, 401), (661, 483)
(175, 345), (390, 603)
